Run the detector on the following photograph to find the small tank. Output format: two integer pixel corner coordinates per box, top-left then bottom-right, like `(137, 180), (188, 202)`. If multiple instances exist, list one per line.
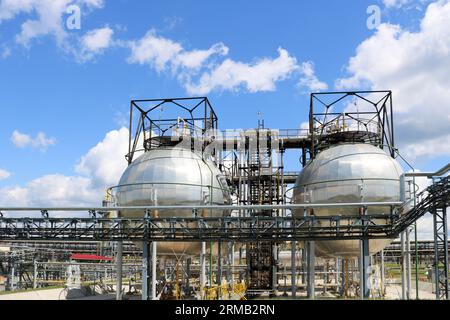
(116, 146), (231, 255)
(293, 143), (403, 257)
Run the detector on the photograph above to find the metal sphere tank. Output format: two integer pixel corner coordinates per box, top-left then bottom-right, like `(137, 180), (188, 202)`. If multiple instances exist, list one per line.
(292, 143), (403, 257)
(116, 146), (231, 255)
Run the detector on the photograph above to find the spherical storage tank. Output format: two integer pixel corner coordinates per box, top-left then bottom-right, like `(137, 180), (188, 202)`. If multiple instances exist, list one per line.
(293, 143), (403, 257)
(116, 146), (231, 255)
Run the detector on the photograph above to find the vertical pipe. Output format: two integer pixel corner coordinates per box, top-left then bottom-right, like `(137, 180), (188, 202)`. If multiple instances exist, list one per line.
(401, 232), (407, 300)
(151, 241), (157, 300)
(142, 241), (150, 300)
(33, 260), (37, 289)
(335, 257), (340, 292)
(413, 175), (419, 300)
(381, 250), (385, 296)
(217, 242), (222, 299)
(306, 241), (315, 299)
(360, 239), (370, 299)
(291, 241), (297, 298)
(116, 241), (123, 300)
(433, 211), (440, 300)
(272, 244), (278, 296)
(406, 227), (412, 300)
(200, 242), (206, 299)
(10, 265), (15, 291)
(209, 242), (213, 287)
(231, 243), (235, 292)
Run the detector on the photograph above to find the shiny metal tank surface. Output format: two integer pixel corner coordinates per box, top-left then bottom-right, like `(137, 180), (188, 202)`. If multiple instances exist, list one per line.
(293, 143), (403, 257)
(116, 147), (231, 255)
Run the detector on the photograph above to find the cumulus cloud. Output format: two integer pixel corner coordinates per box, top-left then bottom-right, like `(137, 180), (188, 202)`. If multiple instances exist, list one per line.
(127, 29), (320, 95)
(336, 0), (450, 160)
(184, 48), (299, 95)
(0, 169), (11, 180)
(127, 29), (228, 72)
(297, 61), (328, 92)
(0, 0), (105, 48)
(75, 127), (129, 187)
(0, 127), (129, 211)
(11, 130), (56, 151)
(78, 26), (114, 61)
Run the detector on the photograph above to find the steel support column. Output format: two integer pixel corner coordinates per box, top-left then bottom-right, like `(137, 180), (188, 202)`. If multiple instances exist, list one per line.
(291, 241), (297, 297)
(142, 241), (151, 300)
(360, 238), (370, 299)
(433, 206), (449, 300)
(306, 241), (315, 299)
(116, 241), (123, 300)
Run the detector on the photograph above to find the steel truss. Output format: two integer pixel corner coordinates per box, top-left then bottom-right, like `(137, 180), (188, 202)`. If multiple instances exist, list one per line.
(0, 203), (400, 242)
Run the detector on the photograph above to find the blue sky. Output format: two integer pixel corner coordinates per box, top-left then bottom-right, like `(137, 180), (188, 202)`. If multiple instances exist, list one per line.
(0, 0), (448, 227)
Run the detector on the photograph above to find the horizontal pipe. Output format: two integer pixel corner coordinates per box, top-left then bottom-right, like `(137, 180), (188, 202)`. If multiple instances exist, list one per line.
(404, 163), (450, 178)
(0, 201), (403, 212)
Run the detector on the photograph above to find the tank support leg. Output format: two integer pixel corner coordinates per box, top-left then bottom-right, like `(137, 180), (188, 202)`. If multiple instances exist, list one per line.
(142, 241), (151, 300)
(359, 238), (370, 299)
(306, 241), (315, 299)
(116, 241), (123, 300)
(291, 241), (297, 298)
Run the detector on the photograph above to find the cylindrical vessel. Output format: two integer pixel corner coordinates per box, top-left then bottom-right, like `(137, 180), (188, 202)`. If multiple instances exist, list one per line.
(293, 143), (403, 257)
(116, 147), (231, 255)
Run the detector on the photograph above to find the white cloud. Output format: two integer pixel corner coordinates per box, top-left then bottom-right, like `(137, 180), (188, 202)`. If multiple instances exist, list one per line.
(0, 0), (105, 48)
(127, 29), (184, 71)
(0, 127), (129, 211)
(185, 48), (299, 95)
(75, 127), (129, 187)
(174, 42), (228, 70)
(127, 29), (229, 73)
(81, 27), (113, 52)
(0, 169), (11, 180)
(297, 61), (328, 92)
(1, 46), (11, 59)
(336, 0), (450, 160)
(383, 0), (410, 8)
(78, 26), (114, 61)
(11, 130), (56, 151)
(127, 29), (308, 95)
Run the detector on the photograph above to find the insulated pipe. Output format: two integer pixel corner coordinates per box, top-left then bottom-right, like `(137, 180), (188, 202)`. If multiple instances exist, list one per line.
(404, 163), (450, 178)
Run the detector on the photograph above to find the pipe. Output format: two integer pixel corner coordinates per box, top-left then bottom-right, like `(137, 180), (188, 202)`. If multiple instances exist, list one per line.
(404, 163), (450, 178)
(0, 202), (405, 212)
(291, 241), (297, 297)
(151, 241), (157, 300)
(116, 241), (123, 300)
